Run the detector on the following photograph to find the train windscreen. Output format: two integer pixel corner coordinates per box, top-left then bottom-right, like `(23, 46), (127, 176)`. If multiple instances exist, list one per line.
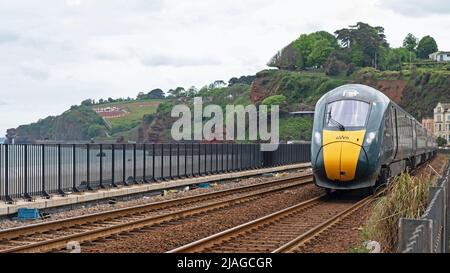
(325, 100), (370, 130)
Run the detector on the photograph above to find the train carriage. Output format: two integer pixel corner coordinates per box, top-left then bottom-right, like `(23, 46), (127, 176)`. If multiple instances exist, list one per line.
(311, 84), (436, 191)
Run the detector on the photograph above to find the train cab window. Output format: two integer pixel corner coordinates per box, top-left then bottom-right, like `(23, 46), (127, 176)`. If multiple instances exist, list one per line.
(325, 100), (370, 130)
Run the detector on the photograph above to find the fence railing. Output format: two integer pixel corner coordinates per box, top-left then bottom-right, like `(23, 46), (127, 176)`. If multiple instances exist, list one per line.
(0, 143), (311, 203)
(399, 160), (450, 253)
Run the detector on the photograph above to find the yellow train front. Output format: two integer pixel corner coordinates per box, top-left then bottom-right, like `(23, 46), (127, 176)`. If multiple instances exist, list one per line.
(311, 84), (436, 191)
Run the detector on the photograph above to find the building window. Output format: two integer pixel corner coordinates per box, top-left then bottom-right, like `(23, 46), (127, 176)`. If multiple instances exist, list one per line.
(437, 115), (442, 122)
(439, 124), (442, 131)
(447, 115), (450, 121)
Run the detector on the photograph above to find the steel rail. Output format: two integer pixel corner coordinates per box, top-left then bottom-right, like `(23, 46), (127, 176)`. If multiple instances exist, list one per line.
(0, 173), (313, 253)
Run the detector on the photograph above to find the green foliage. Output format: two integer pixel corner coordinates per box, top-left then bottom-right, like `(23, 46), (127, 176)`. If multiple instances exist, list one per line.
(228, 75), (256, 86)
(384, 47), (412, 71)
(292, 31), (339, 69)
(266, 70), (349, 104)
(417, 35), (438, 59)
(87, 124), (105, 138)
(262, 95), (287, 107)
(335, 22), (389, 68)
(437, 136), (448, 147)
(268, 31), (338, 70)
(138, 89), (165, 100)
(16, 106), (106, 140)
(157, 101), (175, 116)
(279, 117), (313, 141)
(403, 33), (418, 52)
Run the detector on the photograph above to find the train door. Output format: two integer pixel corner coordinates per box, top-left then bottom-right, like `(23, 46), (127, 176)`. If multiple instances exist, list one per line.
(391, 106), (398, 160)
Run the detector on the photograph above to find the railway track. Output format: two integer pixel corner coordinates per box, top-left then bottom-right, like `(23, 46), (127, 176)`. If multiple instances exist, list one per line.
(168, 192), (378, 253)
(0, 170), (313, 253)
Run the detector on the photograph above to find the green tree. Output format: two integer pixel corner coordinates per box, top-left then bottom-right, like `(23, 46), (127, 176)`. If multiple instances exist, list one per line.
(267, 42), (302, 70)
(292, 31), (338, 69)
(417, 35), (438, 59)
(148, 88), (165, 99)
(384, 48), (411, 70)
(267, 31), (338, 70)
(335, 22), (389, 68)
(403, 33), (418, 52)
(81, 99), (93, 106)
(437, 136), (447, 147)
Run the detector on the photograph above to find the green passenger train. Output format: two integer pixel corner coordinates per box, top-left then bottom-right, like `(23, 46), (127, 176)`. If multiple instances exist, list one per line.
(311, 84), (437, 191)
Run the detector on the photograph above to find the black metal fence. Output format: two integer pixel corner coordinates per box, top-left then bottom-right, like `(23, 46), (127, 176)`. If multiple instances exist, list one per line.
(0, 143), (311, 203)
(399, 160), (450, 253)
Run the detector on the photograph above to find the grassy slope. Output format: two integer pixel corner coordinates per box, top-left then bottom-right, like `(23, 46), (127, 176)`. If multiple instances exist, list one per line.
(93, 99), (164, 137)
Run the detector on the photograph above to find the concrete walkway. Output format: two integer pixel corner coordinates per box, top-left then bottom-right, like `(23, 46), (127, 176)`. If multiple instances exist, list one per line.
(0, 163), (311, 217)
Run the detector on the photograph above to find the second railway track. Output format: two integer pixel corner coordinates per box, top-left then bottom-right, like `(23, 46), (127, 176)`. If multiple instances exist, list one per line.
(169, 191), (378, 253)
(0, 170), (313, 253)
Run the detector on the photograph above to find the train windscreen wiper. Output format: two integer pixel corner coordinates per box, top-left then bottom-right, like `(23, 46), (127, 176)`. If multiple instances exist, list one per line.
(327, 109), (345, 131)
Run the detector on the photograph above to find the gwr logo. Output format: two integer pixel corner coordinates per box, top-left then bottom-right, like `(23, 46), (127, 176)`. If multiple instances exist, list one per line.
(335, 136), (350, 140)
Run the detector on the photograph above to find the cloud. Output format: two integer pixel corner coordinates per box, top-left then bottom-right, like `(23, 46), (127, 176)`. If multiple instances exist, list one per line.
(20, 62), (50, 80)
(1, 0), (450, 134)
(140, 54), (222, 67)
(0, 32), (19, 44)
(378, 0), (450, 16)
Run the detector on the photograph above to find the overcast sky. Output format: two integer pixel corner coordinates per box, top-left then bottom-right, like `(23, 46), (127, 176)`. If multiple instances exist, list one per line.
(1, 0), (450, 135)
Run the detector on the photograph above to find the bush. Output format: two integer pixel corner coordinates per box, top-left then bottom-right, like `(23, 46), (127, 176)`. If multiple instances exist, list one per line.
(437, 136), (447, 147)
(364, 173), (430, 252)
(262, 95), (287, 108)
(279, 117), (313, 141)
(87, 124), (105, 138)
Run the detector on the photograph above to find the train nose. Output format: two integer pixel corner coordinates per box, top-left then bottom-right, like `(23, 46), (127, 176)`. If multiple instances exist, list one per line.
(322, 142), (368, 181)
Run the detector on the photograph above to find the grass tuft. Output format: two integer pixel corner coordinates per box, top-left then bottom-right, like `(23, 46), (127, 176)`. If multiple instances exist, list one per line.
(363, 172), (431, 252)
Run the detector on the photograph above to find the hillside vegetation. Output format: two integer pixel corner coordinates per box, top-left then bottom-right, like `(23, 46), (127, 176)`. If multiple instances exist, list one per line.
(11, 21), (450, 143)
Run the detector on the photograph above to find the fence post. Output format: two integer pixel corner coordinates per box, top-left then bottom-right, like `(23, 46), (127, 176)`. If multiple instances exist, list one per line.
(184, 143), (188, 178)
(23, 145), (32, 201)
(169, 143), (173, 179)
(111, 144), (117, 187)
(99, 144), (105, 189)
(177, 144), (181, 179)
(161, 144), (165, 181)
(72, 144), (80, 192)
(143, 144), (148, 183)
(152, 143), (156, 181)
(133, 143), (137, 184)
(122, 144), (128, 186)
(86, 144), (93, 191)
(197, 143), (201, 176)
(4, 145), (13, 203)
(41, 144), (50, 198)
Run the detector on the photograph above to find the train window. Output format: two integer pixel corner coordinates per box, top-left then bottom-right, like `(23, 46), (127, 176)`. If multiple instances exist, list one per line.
(325, 100), (370, 129)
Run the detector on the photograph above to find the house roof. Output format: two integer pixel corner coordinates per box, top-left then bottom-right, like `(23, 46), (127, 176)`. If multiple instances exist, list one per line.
(437, 103), (450, 111)
(430, 51), (450, 56)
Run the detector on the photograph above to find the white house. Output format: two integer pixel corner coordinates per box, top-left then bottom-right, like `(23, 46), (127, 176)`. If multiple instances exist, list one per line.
(429, 51), (450, 62)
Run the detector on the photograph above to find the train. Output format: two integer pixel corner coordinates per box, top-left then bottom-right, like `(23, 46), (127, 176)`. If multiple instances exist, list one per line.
(311, 84), (437, 192)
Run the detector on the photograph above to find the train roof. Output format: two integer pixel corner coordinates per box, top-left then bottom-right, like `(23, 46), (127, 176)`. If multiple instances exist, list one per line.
(318, 84), (391, 105)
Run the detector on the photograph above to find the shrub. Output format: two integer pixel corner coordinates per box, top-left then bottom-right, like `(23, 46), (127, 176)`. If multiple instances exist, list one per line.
(364, 173), (431, 252)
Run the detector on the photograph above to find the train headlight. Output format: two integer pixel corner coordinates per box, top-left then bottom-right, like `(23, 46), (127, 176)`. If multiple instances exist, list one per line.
(314, 132), (322, 145)
(365, 132), (377, 144)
